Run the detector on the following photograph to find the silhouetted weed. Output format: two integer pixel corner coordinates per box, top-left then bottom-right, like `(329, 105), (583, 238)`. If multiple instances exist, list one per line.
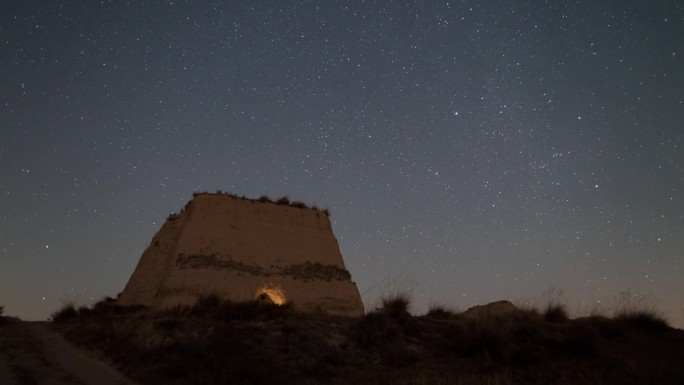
(381, 293), (411, 319)
(426, 305), (455, 319)
(615, 310), (670, 332)
(544, 304), (569, 323)
(51, 303), (79, 322)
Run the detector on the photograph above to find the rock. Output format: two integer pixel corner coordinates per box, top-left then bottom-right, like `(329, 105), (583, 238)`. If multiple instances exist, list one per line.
(463, 300), (518, 318)
(118, 193), (364, 316)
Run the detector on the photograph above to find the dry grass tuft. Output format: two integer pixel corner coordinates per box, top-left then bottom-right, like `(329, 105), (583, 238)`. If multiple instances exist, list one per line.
(353, 312), (398, 348)
(275, 195), (290, 205)
(426, 304), (456, 319)
(612, 292), (670, 331)
(614, 309), (670, 331)
(164, 293), (293, 322)
(381, 292), (412, 318)
(354, 301), (403, 347)
(544, 304), (569, 323)
(51, 302), (79, 322)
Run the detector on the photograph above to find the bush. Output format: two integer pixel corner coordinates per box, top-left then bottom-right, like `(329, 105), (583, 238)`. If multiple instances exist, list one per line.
(0, 304), (4, 317)
(51, 303), (79, 322)
(276, 196), (290, 205)
(426, 305), (455, 319)
(353, 312), (398, 347)
(587, 315), (626, 340)
(565, 318), (600, 356)
(614, 310), (670, 331)
(381, 293), (411, 319)
(440, 307), (548, 365)
(219, 299), (292, 321)
(544, 304), (569, 323)
(78, 306), (92, 317)
(169, 295), (293, 321)
(189, 294), (223, 317)
(91, 296), (116, 315)
(612, 293), (669, 331)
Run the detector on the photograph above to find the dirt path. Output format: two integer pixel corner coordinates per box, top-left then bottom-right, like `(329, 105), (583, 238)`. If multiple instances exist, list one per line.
(0, 320), (136, 385)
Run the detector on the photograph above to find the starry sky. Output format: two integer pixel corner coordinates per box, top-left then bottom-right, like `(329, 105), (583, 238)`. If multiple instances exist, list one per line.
(1, 1), (682, 327)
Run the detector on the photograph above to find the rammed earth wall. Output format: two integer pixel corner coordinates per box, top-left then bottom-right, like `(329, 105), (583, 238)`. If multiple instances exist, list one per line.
(118, 193), (364, 316)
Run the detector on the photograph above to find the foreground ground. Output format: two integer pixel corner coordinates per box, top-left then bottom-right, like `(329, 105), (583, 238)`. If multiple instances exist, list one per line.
(10, 297), (684, 385)
(0, 319), (136, 385)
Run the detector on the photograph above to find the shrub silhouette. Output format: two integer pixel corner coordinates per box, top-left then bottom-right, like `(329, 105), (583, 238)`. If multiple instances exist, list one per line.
(426, 305), (455, 319)
(565, 318), (600, 356)
(276, 196), (290, 205)
(51, 303), (78, 322)
(544, 304), (569, 323)
(353, 312), (399, 348)
(612, 293), (670, 331)
(165, 294), (293, 321)
(615, 310), (669, 331)
(381, 293), (411, 319)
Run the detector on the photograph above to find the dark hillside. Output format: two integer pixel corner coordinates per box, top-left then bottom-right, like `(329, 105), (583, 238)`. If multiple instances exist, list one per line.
(50, 296), (684, 385)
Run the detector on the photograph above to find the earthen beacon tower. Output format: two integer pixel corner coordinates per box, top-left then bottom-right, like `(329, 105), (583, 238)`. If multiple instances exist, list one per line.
(118, 193), (364, 316)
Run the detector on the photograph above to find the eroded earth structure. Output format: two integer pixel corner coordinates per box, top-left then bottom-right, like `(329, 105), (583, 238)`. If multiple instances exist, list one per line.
(118, 193), (364, 316)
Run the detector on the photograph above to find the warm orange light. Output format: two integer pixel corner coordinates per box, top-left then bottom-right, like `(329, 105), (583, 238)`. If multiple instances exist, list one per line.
(254, 284), (286, 305)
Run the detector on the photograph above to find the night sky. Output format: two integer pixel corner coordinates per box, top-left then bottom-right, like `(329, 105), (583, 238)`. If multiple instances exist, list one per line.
(1, 1), (682, 327)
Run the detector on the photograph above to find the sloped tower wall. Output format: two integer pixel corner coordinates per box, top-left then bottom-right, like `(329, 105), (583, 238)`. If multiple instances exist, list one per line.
(118, 194), (364, 316)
